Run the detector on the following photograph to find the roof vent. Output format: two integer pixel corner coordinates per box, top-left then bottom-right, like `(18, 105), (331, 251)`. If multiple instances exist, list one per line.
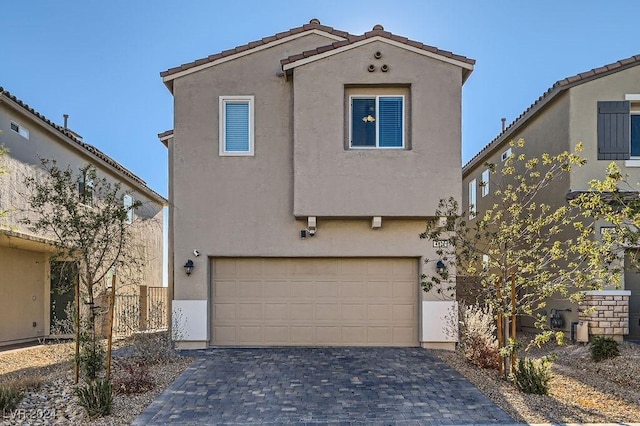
(309, 18), (321, 25)
(63, 114), (69, 129)
(372, 24), (384, 31)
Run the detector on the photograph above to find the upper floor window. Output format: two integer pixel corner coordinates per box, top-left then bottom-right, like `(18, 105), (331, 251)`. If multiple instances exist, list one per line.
(219, 95), (254, 156)
(469, 179), (477, 220)
(481, 169), (490, 197)
(349, 95), (404, 149)
(123, 194), (134, 224)
(10, 121), (29, 139)
(597, 99), (640, 160)
(79, 174), (94, 206)
(501, 148), (512, 162)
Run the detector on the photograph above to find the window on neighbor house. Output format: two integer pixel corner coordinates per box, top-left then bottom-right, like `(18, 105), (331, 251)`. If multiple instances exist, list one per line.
(481, 169), (490, 197)
(349, 95), (404, 148)
(469, 179), (477, 219)
(79, 174), (94, 206)
(10, 121), (29, 139)
(501, 148), (512, 162)
(597, 100), (640, 160)
(219, 96), (254, 156)
(123, 194), (134, 224)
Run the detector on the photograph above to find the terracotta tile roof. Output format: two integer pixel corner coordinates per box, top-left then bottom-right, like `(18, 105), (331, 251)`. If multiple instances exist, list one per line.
(0, 86), (167, 204)
(463, 54), (640, 174)
(280, 26), (476, 69)
(157, 129), (173, 140)
(160, 19), (352, 79)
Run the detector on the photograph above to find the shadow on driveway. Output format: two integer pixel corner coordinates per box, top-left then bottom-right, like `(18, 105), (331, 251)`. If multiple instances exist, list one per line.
(134, 347), (516, 425)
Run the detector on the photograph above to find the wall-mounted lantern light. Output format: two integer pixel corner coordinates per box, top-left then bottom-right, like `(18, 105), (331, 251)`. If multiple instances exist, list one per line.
(436, 260), (446, 275)
(184, 259), (194, 276)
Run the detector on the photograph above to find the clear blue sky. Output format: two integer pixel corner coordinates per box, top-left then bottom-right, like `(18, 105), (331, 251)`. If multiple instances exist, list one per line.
(3, 0), (639, 197)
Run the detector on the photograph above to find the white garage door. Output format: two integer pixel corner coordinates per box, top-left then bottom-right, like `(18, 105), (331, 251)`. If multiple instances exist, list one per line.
(211, 258), (419, 346)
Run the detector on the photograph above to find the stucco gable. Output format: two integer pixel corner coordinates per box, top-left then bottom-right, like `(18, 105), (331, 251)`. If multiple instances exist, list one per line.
(463, 53), (640, 174)
(0, 86), (167, 205)
(281, 25), (475, 83)
(160, 19), (349, 91)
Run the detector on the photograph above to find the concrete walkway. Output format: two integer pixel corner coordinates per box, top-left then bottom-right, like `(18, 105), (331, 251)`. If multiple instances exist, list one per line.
(133, 347), (516, 425)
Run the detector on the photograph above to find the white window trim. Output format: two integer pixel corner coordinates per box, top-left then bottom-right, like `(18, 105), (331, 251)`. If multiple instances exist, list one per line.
(469, 179), (477, 220)
(10, 120), (30, 139)
(481, 169), (490, 197)
(349, 94), (405, 149)
(501, 148), (512, 162)
(123, 194), (134, 224)
(219, 95), (255, 156)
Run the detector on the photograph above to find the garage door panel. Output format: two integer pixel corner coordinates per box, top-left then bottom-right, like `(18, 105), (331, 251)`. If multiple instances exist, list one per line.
(264, 327), (289, 343)
(215, 281), (237, 297)
(342, 304), (366, 320)
(214, 326), (236, 343)
(341, 281), (366, 298)
(367, 281), (391, 298)
(290, 282), (314, 297)
(393, 304), (416, 321)
(238, 281), (261, 297)
(237, 326), (262, 343)
(393, 281), (416, 299)
(368, 304), (391, 320)
(290, 303), (314, 320)
(237, 304), (263, 320)
(214, 303), (236, 320)
(317, 326), (339, 344)
(342, 326), (366, 343)
(264, 281), (289, 297)
(316, 282), (339, 297)
(211, 258), (418, 346)
(264, 303), (288, 320)
(290, 327), (314, 342)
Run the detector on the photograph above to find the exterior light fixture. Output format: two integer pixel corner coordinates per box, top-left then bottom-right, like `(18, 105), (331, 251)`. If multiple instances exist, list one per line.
(184, 259), (194, 276)
(436, 260), (446, 275)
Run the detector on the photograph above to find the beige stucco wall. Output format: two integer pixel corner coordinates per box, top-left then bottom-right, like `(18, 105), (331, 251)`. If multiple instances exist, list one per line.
(293, 41), (463, 217)
(568, 65), (640, 190)
(170, 33), (463, 311)
(0, 102), (164, 289)
(0, 245), (47, 345)
(463, 93), (572, 218)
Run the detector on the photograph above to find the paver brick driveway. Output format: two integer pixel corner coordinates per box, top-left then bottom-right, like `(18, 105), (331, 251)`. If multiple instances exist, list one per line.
(134, 347), (515, 425)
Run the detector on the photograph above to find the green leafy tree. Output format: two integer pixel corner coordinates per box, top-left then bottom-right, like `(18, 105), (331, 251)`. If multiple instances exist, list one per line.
(22, 160), (142, 385)
(421, 140), (621, 377)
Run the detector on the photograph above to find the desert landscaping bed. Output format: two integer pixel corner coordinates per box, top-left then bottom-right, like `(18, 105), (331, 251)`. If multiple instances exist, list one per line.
(1, 338), (639, 424)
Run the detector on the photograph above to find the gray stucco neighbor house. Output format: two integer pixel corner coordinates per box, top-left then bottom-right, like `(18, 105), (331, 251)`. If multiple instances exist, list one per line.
(160, 19), (474, 349)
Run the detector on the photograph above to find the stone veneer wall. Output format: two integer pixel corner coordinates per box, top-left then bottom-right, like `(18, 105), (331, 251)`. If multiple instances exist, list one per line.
(579, 290), (630, 342)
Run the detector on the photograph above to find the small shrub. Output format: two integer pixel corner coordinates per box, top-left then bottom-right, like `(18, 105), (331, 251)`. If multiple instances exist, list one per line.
(79, 334), (106, 381)
(113, 360), (154, 394)
(467, 334), (501, 369)
(590, 336), (620, 362)
(75, 379), (113, 418)
(130, 331), (178, 364)
(510, 356), (553, 395)
(454, 302), (500, 369)
(0, 384), (23, 412)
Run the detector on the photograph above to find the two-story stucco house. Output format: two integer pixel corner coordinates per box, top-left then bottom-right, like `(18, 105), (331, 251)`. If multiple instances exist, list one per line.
(0, 87), (166, 347)
(161, 20), (474, 349)
(462, 55), (640, 341)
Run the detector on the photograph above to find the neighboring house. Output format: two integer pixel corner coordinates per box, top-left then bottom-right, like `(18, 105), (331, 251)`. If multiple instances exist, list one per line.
(462, 55), (640, 341)
(160, 19), (474, 349)
(0, 87), (166, 347)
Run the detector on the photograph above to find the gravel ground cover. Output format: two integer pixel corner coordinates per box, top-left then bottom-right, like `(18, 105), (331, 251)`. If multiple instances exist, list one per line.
(1, 337), (638, 424)
(434, 338), (640, 424)
(0, 339), (192, 426)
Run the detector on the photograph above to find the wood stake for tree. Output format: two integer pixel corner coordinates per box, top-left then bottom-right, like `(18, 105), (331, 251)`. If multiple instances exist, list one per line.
(511, 274), (517, 371)
(496, 276), (504, 377)
(74, 271), (80, 384)
(106, 274), (117, 380)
